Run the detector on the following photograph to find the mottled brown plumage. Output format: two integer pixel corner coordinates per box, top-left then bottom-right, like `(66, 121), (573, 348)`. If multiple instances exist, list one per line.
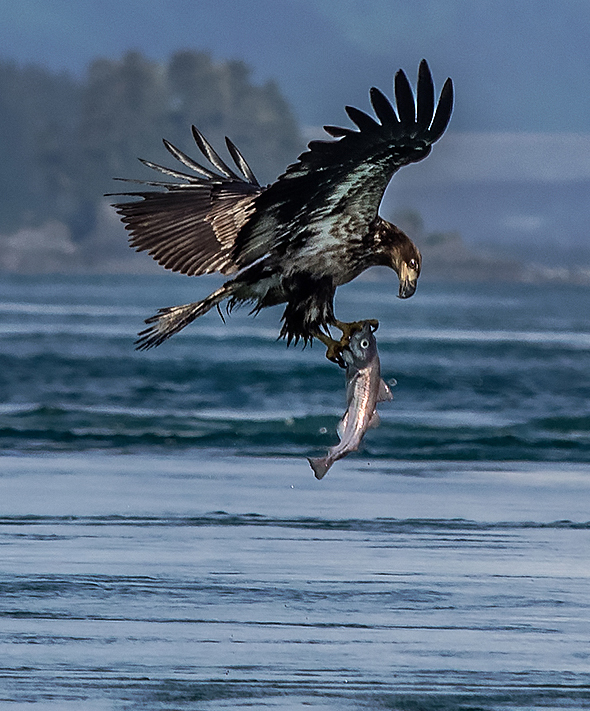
(112, 60), (453, 350)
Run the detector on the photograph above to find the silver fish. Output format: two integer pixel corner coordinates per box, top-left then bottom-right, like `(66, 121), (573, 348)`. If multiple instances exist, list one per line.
(308, 322), (393, 479)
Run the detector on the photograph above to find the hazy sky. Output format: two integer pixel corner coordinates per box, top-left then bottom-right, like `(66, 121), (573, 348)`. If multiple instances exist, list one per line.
(2, 0), (590, 131)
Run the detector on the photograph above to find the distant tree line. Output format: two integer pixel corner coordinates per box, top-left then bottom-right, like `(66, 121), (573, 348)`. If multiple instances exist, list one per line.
(0, 51), (303, 240)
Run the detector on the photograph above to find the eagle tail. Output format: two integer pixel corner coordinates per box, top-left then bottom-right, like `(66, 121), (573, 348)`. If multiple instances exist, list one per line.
(134, 284), (231, 350)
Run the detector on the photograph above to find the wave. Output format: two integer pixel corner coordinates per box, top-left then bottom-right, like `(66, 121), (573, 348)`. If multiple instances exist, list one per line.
(0, 302), (146, 317)
(378, 326), (590, 349)
(2, 402), (590, 461)
(2, 277), (590, 461)
(0, 323), (135, 337)
(0, 320), (281, 341)
(1, 512), (588, 530)
(3, 319), (590, 352)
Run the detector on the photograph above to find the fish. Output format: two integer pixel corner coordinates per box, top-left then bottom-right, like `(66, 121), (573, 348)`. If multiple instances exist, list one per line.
(308, 321), (393, 479)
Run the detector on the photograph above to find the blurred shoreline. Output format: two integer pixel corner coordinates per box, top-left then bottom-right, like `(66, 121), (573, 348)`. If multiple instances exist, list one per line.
(3, 130), (589, 281)
(1, 205), (587, 285)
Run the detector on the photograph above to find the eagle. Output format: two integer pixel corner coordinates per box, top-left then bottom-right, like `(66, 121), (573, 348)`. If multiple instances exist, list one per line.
(113, 60), (453, 362)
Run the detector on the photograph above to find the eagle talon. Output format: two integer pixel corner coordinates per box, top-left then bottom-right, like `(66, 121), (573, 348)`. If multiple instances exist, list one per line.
(326, 343), (346, 368)
(333, 319), (380, 345)
(313, 330), (347, 368)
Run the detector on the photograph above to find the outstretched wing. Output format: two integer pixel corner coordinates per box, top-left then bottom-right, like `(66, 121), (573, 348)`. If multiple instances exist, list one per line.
(233, 60), (453, 268)
(111, 127), (262, 276)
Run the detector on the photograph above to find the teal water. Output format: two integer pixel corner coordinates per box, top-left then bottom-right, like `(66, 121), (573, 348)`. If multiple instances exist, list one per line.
(1, 274), (590, 461)
(0, 274), (589, 710)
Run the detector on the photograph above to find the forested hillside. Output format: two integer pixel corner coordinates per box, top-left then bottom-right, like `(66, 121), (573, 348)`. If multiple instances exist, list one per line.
(0, 51), (303, 253)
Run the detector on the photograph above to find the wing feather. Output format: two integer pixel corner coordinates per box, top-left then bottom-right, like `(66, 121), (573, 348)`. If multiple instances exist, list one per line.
(115, 191), (233, 275)
(416, 59), (435, 131)
(428, 77), (454, 143)
(369, 87), (399, 129)
(233, 60), (453, 268)
(394, 69), (417, 127)
(323, 125), (357, 138)
(162, 138), (219, 180)
(112, 129), (261, 276)
(225, 137), (260, 186)
(137, 158), (203, 183)
(345, 105), (381, 134)
(190, 125), (242, 181)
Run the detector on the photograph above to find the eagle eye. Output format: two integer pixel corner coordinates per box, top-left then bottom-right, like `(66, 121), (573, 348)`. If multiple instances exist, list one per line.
(408, 258), (418, 270)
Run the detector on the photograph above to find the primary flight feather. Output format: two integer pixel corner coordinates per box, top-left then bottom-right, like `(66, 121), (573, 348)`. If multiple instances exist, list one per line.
(112, 60), (453, 353)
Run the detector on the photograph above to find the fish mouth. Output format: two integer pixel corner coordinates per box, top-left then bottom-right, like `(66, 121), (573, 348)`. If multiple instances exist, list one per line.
(398, 278), (417, 299)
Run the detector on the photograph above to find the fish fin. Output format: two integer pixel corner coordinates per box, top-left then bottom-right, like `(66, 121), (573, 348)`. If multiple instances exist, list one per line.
(336, 411), (349, 439)
(307, 456), (332, 480)
(377, 379), (394, 402)
(368, 411), (380, 429)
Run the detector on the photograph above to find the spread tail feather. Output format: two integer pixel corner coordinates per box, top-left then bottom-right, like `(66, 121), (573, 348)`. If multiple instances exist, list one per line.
(135, 285), (230, 350)
(307, 456), (332, 480)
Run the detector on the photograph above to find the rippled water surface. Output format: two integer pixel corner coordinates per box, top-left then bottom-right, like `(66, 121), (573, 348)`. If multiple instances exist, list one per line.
(0, 274), (589, 709)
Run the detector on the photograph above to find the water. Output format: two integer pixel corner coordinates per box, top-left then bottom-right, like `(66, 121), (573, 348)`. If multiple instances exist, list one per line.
(0, 274), (589, 709)
(2, 274), (590, 461)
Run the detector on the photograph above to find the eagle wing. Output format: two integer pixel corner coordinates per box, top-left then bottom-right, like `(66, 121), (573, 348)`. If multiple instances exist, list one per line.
(112, 127), (262, 276)
(233, 60), (453, 268)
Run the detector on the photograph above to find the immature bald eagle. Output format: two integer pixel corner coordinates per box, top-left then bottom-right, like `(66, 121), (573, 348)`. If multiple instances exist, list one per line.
(113, 60), (453, 359)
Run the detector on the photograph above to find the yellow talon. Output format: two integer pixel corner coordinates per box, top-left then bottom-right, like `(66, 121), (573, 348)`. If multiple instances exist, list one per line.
(313, 330), (346, 367)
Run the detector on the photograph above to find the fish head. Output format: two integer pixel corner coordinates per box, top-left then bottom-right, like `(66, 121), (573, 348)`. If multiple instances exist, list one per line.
(343, 322), (378, 369)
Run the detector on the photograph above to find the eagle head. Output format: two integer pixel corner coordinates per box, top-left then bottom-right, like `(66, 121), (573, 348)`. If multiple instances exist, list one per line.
(375, 219), (422, 299)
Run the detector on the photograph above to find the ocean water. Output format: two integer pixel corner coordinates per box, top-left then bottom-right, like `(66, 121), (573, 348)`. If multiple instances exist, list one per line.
(0, 273), (589, 710)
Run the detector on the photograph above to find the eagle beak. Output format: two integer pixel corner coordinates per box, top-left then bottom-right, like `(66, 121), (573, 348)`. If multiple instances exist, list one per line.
(398, 276), (417, 299)
(395, 259), (420, 299)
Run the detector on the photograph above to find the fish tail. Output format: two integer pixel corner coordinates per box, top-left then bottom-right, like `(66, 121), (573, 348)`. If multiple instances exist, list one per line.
(135, 285), (231, 350)
(307, 456), (332, 480)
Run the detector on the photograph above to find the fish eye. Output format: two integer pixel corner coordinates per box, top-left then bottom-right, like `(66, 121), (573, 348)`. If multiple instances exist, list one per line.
(360, 338), (370, 348)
